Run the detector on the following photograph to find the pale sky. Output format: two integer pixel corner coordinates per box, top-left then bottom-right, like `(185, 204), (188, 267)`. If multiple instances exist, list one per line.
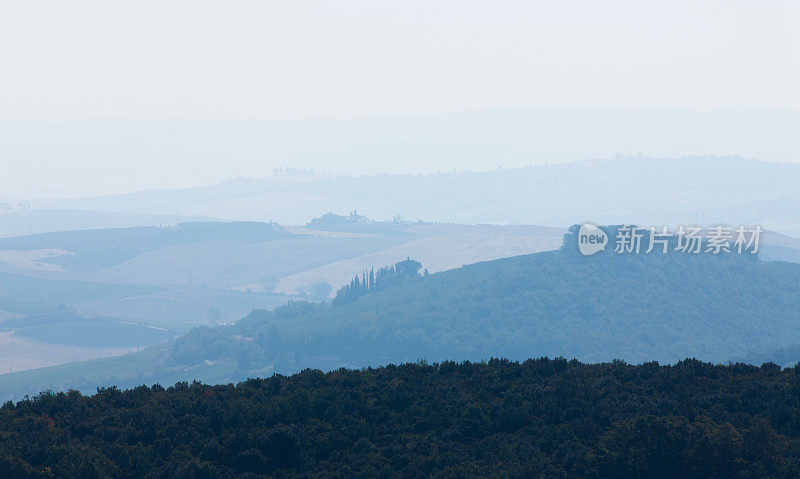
(0, 1), (799, 199)
(1, 0), (798, 121)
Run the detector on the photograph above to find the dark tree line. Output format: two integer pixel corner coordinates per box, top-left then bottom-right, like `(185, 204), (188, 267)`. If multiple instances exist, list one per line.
(1, 358), (800, 477)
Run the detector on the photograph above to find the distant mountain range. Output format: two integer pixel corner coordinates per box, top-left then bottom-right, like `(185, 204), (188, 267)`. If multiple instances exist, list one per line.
(3, 107), (799, 199)
(22, 155), (800, 236)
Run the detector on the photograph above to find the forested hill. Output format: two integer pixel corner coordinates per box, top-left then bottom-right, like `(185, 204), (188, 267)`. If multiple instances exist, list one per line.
(4, 226), (800, 399)
(2, 359), (798, 477)
(205, 231), (800, 369)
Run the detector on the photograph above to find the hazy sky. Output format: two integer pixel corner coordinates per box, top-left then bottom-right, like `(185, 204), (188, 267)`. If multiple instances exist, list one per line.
(1, 1), (798, 199)
(1, 0), (798, 121)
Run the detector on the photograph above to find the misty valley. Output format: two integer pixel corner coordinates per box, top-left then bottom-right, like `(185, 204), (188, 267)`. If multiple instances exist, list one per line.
(2, 4), (799, 474)
(3, 156), (800, 477)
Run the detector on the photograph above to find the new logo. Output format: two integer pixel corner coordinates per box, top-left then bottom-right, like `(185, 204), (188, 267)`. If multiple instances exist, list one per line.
(578, 224), (608, 256)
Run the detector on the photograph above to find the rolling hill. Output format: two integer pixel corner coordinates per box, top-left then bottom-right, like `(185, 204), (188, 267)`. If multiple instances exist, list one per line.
(30, 154), (800, 236)
(0, 218), (564, 375)
(3, 225), (800, 400)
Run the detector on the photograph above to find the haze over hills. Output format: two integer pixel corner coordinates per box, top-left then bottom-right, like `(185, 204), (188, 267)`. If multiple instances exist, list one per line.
(0, 208), (217, 238)
(1, 212), (799, 378)
(0, 216), (564, 375)
(3, 1), (798, 473)
(3, 107), (800, 199)
(26, 155), (800, 236)
(4, 225), (800, 401)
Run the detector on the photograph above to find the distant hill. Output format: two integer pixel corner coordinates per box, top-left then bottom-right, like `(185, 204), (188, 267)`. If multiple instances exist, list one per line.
(0, 221), (292, 272)
(0, 209), (215, 237)
(4, 226), (800, 399)
(31, 154), (800, 235)
(305, 211), (416, 235)
(5, 107), (800, 200)
(0, 219), (563, 376)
